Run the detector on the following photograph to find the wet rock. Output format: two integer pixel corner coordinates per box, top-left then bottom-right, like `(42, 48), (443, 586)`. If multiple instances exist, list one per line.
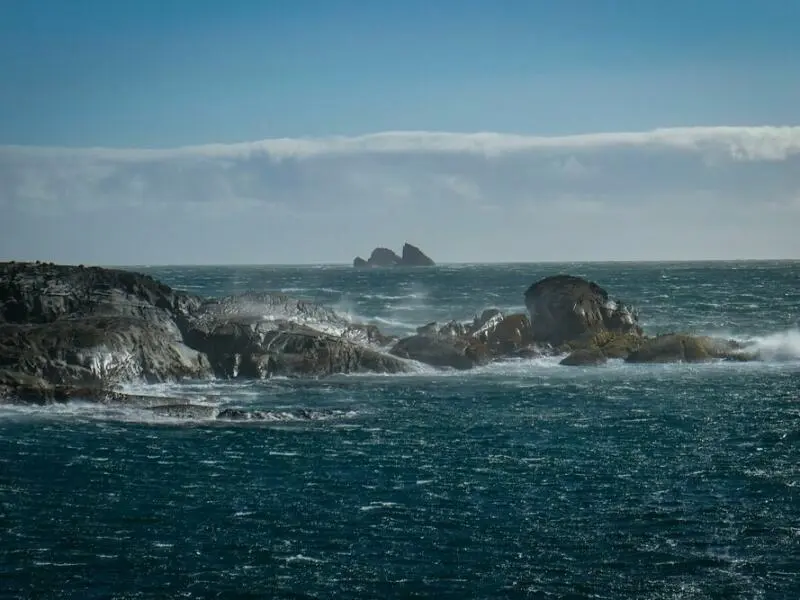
(390, 334), (489, 370)
(560, 348), (608, 366)
(625, 334), (752, 363)
(184, 317), (409, 378)
(524, 275), (642, 346)
(0, 318), (212, 386)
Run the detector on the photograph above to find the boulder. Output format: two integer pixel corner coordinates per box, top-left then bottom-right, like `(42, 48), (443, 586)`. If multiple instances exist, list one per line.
(401, 243), (435, 266)
(353, 257), (368, 268)
(625, 334), (752, 364)
(390, 333), (488, 370)
(524, 275), (642, 346)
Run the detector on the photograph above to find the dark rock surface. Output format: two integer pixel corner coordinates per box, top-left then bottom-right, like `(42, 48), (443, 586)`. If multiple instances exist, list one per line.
(390, 310), (535, 370)
(0, 261), (762, 405)
(524, 275), (642, 346)
(0, 261), (413, 403)
(0, 261), (199, 328)
(0, 318), (212, 386)
(401, 243), (435, 267)
(353, 243), (435, 267)
(185, 317), (408, 378)
(560, 348), (608, 366)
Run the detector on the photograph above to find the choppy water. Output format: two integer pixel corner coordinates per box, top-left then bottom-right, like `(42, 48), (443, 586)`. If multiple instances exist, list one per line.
(2, 262), (800, 598)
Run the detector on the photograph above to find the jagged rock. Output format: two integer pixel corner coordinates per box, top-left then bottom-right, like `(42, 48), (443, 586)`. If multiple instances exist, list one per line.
(367, 247), (402, 267)
(625, 334), (752, 364)
(390, 311), (534, 369)
(0, 318), (212, 386)
(353, 243), (435, 267)
(524, 275), (642, 346)
(0, 263), (408, 404)
(0, 261), (200, 329)
(401, 243), (435, 266)
(183, 316), (408, 378)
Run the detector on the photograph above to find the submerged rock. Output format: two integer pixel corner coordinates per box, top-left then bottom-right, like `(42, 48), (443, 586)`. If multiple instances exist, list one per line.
(524, 275), (642, 346)
(560, 348), (608, 366)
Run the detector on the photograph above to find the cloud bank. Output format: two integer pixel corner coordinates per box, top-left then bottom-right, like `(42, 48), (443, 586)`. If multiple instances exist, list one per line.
(1, 126), (799, 264)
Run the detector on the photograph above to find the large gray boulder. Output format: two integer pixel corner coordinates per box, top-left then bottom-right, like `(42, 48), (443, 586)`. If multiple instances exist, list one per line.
(524, 275), (642, 346)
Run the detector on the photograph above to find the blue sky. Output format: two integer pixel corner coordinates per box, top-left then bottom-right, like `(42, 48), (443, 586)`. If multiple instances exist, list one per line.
(2, 0), (799, 146)
(1, 1), (799, 264)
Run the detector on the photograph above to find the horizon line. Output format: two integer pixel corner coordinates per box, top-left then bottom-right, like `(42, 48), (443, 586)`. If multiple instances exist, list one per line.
(4, 257), (798, 269)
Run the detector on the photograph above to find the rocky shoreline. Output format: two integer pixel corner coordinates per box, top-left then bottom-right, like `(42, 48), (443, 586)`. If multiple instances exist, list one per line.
(1, 261), (757, 413)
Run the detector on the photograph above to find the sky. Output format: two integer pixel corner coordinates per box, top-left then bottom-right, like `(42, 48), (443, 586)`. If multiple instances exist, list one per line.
(1, 0), (799, 264)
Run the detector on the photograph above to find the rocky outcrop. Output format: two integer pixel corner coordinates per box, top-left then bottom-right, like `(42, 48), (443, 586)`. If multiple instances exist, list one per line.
(0, 318), (212, 386)
(625, 334), (751, 364)
(353, 243), (435, 267)
(184, 316), (408, 378)
(0, 262), (413, 403)
(401, 243), (435, 266)
(390, 310), (534, 370)
(0, 260), (200, 328)
(1, 261), (764, 406)
(524, 275), (642, 346)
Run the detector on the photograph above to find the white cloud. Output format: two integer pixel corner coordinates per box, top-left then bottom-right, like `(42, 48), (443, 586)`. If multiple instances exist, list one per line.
(1, 126), (799, 264)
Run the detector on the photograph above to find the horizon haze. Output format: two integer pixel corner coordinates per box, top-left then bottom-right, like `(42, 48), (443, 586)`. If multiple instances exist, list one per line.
(1, 0), (799, 264)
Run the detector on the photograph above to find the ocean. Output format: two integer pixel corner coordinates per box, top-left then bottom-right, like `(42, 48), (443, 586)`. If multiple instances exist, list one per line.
(2, 261), (799, 599)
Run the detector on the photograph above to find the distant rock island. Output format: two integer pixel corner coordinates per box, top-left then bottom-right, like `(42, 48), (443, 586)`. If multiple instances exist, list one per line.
(353, 243), (435, 268)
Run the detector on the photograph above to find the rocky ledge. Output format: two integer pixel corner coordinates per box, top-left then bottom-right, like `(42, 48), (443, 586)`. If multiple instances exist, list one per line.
(353, 243), (435, 267)
(0, 261), (760, 406)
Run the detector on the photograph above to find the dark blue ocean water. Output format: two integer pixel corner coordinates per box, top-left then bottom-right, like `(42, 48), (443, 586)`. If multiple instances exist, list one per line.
(2, 262), (800, 599)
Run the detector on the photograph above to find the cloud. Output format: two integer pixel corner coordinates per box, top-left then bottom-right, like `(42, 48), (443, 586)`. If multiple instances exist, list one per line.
(1, 126), (799, 264)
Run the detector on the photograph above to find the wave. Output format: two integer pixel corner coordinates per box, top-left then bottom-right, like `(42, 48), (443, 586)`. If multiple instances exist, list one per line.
(739, 329), (800, 362)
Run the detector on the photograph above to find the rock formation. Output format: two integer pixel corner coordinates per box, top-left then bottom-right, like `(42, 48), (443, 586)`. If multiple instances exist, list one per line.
(353, 243), (434, 267)
(390, 310), (534, 370)
(524, 274), (642, 346)
(0, 262), (761, 406)
(0, 261), (411, 405)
